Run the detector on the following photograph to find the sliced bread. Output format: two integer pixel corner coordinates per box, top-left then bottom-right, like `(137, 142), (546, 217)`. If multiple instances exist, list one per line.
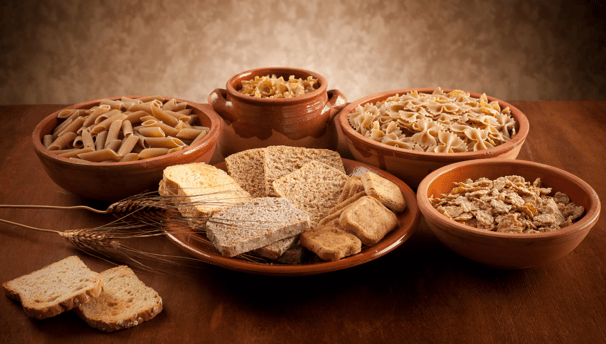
(162, 163), (253, 222)
(206, 197), (310, 257)
(225, 148), (267, 197)
(339, 196), (398, 245)
(300, 225), (362, 261)
(2, 256), (103, 319)
(75, 266), (162, 332)
(272, 160), (348, 227)
(255, 236), (298, 260)
(361, 172), (406, 212)
(263, 145), (345, 196)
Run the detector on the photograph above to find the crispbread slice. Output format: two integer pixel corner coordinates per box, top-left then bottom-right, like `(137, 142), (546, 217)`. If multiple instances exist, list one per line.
(273, 160), (348, 227)
(361, 172), (406, 212)
(2, 256), (103, 319)
(75, 266), (162, 332)
(300, 225), (362, 261)
(337, 176), (365, 203)
(263, 146), (345, 196)
(339, 196), (398, 245)
(255, 236), (298, 260)
(206, 198), (310, 257)
(225, 148), (267, 197)
(162, 163), (252, 221)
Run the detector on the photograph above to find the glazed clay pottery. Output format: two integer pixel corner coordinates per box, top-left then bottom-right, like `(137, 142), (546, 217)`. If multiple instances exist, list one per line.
(32, 96), (221, 202)
(417, 159), (601, 269)
(208, 67), (347, 157)
(338, 88), (530, 188)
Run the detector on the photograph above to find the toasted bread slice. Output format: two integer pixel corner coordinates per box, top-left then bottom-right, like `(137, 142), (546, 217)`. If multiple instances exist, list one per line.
(339, 196), (398, 245)
(337, 176), (365, 203)
(2, 256), (103, 319)
(162, 163), (252, 222)
(225, 148), (267, 197)
(263, 146), (345, 196)
(75, 266), (162, 332)
(361, 172), (406, 212)
(300, 225), (362, 261)
(272, 160), (348, 228)
(206, 198), (310, 257)
(255, 236), (298, 260)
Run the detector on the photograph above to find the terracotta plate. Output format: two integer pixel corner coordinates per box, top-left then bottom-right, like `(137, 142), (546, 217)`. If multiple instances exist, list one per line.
(164, 158), (421, 276)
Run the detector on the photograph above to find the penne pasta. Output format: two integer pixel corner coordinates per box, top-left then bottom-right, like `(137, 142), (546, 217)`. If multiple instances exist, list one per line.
(148, 121), (179, 136)
(49, 132), (77, 151)
(176, 108), (193, 116)
(78, 148), (122, 162)
(57, 109), (74, 119)
(144, 137), (185, 149)
(53, 118), (73, 136)
(191, 130), (208, 144)
(57, 116), (86, 138)
(105, 139), (122, 152)
(59, 147), (94, 158)
(117, 135), (140, 156)
(83, 104), (112, 127)
(127, 102), (155, 114)
(136, 95), (165, 103)
(139, 126), (165, 137)
(95, 131), (108, 151)
(168, 146), (183, 154)
(43, 135), (53, 148)
(82, 128), (95, 149)
(173, 102), (188, 111)
(91, 113), (128, 134)
(122, 120), (133, 137)
(72, 135), (84, 149)
(151, 106), (179, 127)
(162, 98), (178, 111)
(138, 148), (169, 159)
(100, 99), (125, 110)
(105, 119), (124, 146)
(176, 128), (203, 140)
(119, 153), (140, 162)
(125, 110), (149, 124)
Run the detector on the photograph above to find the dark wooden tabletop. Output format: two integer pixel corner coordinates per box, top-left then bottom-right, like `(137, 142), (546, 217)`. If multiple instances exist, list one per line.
(0, 101), (604, 344)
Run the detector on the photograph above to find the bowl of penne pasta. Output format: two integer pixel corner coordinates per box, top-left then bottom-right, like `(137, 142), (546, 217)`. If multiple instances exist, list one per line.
(32, 95), (221, 202)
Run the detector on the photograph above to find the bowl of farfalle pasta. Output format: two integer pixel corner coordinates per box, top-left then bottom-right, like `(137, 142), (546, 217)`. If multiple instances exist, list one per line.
(32, 95), (221, 202)
(337, 88), (530, 188)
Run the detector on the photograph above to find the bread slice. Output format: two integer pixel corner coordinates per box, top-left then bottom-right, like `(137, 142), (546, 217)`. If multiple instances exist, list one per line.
(162, 163), (253, 222)
(275, 242), (306, 265)
(339, 196), (398, 245)
(263, 146), (345, 196)
(225, 148), (267, 197)
(361, 172), (406, 212)
(272, 160), (348, 227)
(300, 225), (362, 261)
(75, 266), (162, 332)
(2, 256), (103, 319)
(255, 236), (298, 260)
(337, 176), (365, 203)
(206, 197), (310, 257)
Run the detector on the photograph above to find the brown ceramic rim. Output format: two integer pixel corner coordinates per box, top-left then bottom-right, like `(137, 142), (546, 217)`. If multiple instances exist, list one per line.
(164, 158), (421, 277)
(338, 88), (530, 162)
(417, 159), (601, 241)
(225, 67), (328, 105)
(32, 96), (221, 169)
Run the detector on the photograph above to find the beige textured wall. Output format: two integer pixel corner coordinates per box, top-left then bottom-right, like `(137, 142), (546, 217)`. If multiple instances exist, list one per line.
(1, 0), (604, 105)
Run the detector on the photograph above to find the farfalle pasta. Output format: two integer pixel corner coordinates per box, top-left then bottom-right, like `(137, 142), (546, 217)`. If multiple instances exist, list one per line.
(238, 75), (318, 98)
(348, 88), (517, 153)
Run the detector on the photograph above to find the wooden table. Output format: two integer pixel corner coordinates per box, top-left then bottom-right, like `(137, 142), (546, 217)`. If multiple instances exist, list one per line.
(0, 101), (604, 343)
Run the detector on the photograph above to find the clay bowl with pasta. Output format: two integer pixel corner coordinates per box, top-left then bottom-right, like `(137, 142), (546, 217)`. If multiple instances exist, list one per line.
(417, 159), (601, 269)
(32, 96), (221, 202)
(208, 67), (347, 157)
(337, 88), (530, 188)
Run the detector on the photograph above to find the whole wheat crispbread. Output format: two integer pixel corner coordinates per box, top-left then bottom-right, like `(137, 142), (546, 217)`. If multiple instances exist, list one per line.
(225, 148), (267, 198)
(75, 266), (162, 332)
(361, 172), (406, 212)
(300, 225), (362, 261)
(206, 197), (310, 257)
(2, 256), (103, 319)
(272, 160), (348, 228)
(162, 162), (252, 222)
(263, 145), (345, 196)
(339, 196), (398, 245)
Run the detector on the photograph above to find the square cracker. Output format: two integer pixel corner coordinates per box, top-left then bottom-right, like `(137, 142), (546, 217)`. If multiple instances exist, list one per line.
(361, 172), (406, 212)
(339, 196), (398, 245)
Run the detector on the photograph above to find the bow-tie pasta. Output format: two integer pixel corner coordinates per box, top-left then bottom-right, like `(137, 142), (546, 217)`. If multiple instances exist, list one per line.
(239, 75), (318, 98)
(348, 88), (517, 153)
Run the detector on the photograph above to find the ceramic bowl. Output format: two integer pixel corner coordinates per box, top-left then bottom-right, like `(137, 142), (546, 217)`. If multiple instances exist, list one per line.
(208, 67), (347, 157)
(337, 88), (530, 188)
(32, 96), (221, 202)
(417, 159), (601, 269)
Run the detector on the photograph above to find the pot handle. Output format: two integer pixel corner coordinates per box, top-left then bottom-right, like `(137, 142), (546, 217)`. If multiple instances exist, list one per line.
(208, 88), (238, 122)
(323, 89), (348, 121)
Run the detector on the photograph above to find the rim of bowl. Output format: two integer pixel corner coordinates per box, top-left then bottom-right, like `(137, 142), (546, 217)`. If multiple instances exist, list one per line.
(337, 88), (530, 162)
(225, 67), (328, 105)
(32, 96), (221, 169)
(417, 158), (601, 241)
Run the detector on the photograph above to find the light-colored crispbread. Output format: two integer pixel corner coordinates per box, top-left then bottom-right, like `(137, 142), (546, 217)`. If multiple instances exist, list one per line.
(339, 196), (398, 245)
(263, 145), (345, 196)
(206, 197), (310, 257)
(225, 148), (267, 197)
(361, 172), (406, 212)
(2, 256), (103, 319)
(337, 176), (365, 203)
(300, 225), (362, 261)
(255, 236), (298, 260)
(75, 266), (162, 332)
(272, 160), (348, 227)
(162, 162), (252, 222)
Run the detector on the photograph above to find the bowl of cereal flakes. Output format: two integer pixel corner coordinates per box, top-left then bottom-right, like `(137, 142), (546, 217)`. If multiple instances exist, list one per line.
(337, 88), (530, 188)
(417, 159), (601, 269)
(208, 67), (347, 157)
(32, 95), (221, 202)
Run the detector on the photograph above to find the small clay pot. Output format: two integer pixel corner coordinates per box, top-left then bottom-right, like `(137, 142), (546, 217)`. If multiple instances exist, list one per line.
(208, 67), (347, 157)
(417, 159), (601, 269)
(32, 96), (221, 202)
(338, 88), (530, 188)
